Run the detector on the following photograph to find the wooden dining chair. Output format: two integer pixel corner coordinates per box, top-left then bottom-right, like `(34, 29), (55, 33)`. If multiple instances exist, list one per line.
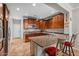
(56, 34), (69, 50)
(62, 34), (77, 56)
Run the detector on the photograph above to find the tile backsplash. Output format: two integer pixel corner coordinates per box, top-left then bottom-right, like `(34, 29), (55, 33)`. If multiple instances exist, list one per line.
(44, 29), (64, 33)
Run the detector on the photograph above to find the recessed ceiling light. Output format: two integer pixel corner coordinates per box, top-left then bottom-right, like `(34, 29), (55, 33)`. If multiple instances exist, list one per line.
(32, 3), (36, 7)
(16, 8), (20, 11)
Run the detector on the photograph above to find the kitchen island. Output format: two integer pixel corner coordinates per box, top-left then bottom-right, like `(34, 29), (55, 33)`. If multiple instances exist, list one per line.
(30, 33), (68, 56)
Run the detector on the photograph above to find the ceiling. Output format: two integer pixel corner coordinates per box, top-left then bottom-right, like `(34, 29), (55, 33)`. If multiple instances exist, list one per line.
(6, 3), (60, 19)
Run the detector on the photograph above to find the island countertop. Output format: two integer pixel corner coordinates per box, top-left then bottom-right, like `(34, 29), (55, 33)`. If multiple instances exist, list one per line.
(30, 35), (57, 48)
(30, 34), (69, 48)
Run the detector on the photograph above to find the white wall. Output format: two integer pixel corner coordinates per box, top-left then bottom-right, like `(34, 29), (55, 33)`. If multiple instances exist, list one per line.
(8, 17), (23, 39)
(72, 9), (79, 34)
(72, 9), (79, 48)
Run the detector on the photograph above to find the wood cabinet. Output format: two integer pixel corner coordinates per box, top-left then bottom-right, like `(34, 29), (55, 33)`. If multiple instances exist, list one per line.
(42, 20), (46, 29)
(48, 13), (64, 28)
(34, 20), (40, 28)
(46, 20), (51, 29)
(23, 18), (36, 29)
(39, 20), (46, 29)
(28, 19), (34, 24)
(24, 18), (34, 24)
(23, 19), (47, 29)
(23, 19), (28, 29)
(23, 13), (64, 29)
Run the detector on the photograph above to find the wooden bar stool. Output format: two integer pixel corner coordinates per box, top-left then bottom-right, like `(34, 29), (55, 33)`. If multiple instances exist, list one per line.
(43, 39), (60, 56)
(62, 34), (77, 56)
(44, 47), (59, 56)
(56, 34), (69, 50)
(56, 38), (65, 50)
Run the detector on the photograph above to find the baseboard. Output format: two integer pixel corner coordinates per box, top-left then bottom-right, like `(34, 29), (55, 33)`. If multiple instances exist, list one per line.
(73, 47), (79, 50)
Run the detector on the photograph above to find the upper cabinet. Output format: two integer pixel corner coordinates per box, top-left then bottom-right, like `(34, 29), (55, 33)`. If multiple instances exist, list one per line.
(49, 13), (64, 29)
(39, 20), (47, 29)
(23, 13), (64, 29)
(34, 20), (40, 28)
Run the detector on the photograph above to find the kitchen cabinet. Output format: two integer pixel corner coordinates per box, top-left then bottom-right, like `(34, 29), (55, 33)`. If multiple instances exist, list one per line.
(39, 20), (45, 29)
(48, 13), (64, 29)
(23, 19), (28, 29)
(28, 19), (34, 24)
(34, 20), (40, 28)
(46, 19), (51, 29)
(36, 20), (47, 29)
(23, 13), (64, 29)
(42, 20), (48, 29)
(42, 20), (47, 29)
(24, 19), (47, 29)
(23, 18), (36, 29)
(24, 18), (34, 24)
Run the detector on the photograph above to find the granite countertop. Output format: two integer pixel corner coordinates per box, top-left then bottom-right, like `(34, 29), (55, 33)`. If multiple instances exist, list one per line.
(31, 35), (57, 48)
(44, 31), (64, 34)
(23, 28), (66, 35)
(24, 29), (41, 34)
(30, 32), (68, 48)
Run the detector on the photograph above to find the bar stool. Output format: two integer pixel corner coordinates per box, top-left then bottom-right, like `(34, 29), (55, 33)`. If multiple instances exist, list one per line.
(63, 34), (77, 56)
(44, 47), (59, 56)
(56, 38), (65, 50)
(43, 38), (60, 56)
(56, 34), (69, 50)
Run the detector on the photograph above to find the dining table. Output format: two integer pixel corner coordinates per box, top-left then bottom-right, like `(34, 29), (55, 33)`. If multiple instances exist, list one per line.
(30, 33), (69, 56)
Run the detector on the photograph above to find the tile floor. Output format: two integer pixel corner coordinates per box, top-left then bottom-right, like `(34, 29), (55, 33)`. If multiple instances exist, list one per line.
(8, 39), (31, 56)
(6, 39), (79, 56)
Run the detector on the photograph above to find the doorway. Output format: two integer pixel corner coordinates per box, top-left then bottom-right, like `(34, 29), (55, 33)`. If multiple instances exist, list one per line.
(13, 19), (21, 39)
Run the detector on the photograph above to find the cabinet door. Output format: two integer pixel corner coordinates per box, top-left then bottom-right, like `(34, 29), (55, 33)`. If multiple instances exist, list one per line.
(39, 20), (43, 29)
(41, 20), (46, 29)
(49, 13), (64, 28)
(57, 14), (64, 28)
(23, 19), (29, 29)
(52, 16), (58, 28)
(39, 20), (47, 29)
(35, 20), (40, 28)
(43, 21), (47, 29)
(48, 19), (52, 28)
(28, 19), (34, 24)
